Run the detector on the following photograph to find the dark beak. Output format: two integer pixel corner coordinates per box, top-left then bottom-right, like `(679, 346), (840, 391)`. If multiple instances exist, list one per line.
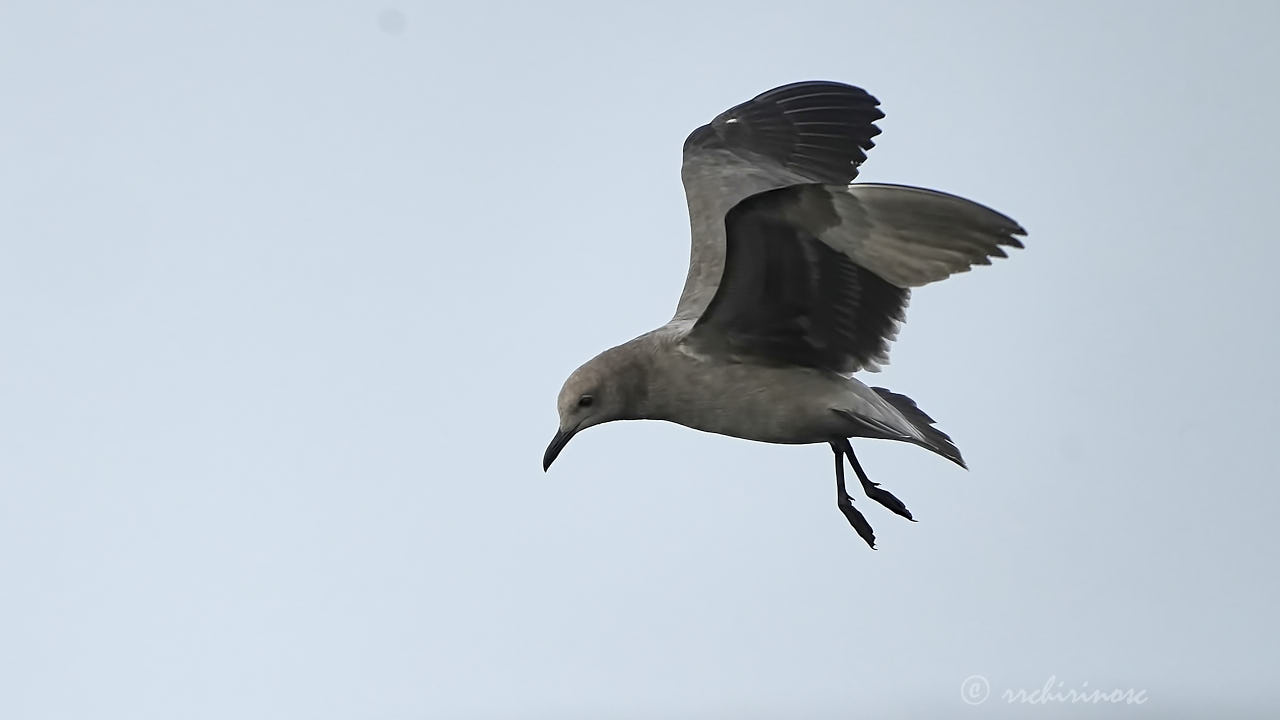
(542, 427), (577, 471)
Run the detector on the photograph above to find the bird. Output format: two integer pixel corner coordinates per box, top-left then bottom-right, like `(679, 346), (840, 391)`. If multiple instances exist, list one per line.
(542, 80), (1025, 548)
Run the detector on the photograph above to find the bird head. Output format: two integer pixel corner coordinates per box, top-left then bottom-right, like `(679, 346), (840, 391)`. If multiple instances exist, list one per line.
(543, 346), (646, 471)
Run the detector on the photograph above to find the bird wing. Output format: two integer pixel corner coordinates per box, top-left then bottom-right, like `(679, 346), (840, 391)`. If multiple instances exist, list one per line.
(673, 81), (884, 322)
(685, 182), (1026, 373)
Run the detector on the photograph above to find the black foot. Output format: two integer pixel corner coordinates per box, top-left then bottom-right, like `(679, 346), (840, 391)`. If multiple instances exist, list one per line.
(839, 439), (915, 522)
(838, 495), (877, 549)
(831, 442), (876, 548)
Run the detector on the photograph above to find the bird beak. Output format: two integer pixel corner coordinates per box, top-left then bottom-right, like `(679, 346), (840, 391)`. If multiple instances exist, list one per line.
(543, 426), (577, 472)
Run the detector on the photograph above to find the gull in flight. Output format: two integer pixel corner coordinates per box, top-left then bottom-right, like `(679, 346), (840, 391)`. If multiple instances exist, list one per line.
(543, 81), (1025, 548)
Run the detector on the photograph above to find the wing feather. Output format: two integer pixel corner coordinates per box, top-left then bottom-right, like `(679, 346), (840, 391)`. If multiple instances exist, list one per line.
(674, 81), (883, 322)
(685, 184), (1026, 373)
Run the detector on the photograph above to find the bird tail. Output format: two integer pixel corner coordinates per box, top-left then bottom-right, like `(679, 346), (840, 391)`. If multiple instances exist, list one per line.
(870, 387), (967, 469)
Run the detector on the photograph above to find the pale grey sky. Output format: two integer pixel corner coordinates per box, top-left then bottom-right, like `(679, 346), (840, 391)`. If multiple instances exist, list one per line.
(2, 1), (1277, 718)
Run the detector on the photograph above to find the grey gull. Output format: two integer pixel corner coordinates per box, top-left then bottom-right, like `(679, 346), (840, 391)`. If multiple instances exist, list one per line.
(543, 80), (1026, 548)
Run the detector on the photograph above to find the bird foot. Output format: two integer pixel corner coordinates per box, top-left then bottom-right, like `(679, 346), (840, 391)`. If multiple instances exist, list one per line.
(861, 483), (915, 522)
(838, 494), (877, 549)
(839, 439), (915, 522)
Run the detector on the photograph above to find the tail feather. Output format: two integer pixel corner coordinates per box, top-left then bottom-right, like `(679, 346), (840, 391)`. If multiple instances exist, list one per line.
(870, 387), (967, 469)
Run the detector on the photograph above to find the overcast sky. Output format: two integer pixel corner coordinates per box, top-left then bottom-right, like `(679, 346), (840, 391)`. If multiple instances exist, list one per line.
(2, 1), (1278, 718)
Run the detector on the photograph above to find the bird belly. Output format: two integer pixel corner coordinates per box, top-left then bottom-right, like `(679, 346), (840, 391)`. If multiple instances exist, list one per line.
(657, 362), (891, 445)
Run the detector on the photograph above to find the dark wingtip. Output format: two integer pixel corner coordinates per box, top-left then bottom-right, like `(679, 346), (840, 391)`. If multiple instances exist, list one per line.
(691, 80), (886, 185)
(999, 219), (1028, 248)
(1003, 233), (1027, 249)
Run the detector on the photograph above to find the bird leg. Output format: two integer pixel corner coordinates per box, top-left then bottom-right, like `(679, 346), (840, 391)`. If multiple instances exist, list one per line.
(830, 441), (876, 548)
(837, 438), (915, 522)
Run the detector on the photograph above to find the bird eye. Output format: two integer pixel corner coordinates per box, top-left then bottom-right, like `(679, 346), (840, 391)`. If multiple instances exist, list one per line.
(578, 394), (594, 408)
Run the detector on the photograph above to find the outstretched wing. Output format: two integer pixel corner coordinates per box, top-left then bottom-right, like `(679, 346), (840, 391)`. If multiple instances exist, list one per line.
(685, 183), (1027, 373)
(674, 81), (884, 322)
